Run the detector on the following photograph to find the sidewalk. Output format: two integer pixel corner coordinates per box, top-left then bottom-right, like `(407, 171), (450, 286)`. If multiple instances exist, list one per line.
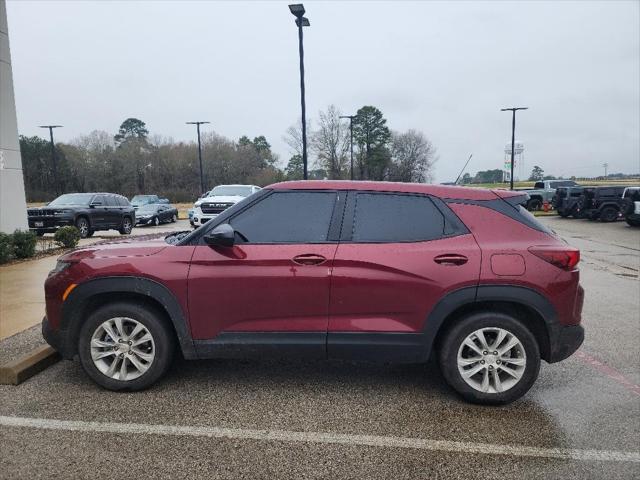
(0, 239), (103, 340)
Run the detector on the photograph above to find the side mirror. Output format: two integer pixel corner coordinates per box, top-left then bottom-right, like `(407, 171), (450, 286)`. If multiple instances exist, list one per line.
(204, 223), (235, 248)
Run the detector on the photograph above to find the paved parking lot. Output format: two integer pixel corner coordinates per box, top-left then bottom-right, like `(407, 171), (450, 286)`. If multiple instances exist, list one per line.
(1, 217), (638, 479)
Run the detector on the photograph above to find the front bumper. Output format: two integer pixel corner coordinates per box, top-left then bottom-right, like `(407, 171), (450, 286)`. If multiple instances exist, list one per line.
(42, 316), (65, 356)
(28, 217), (74, 232)
(547, 324), (585, 363)
(193, 214), (218, 227)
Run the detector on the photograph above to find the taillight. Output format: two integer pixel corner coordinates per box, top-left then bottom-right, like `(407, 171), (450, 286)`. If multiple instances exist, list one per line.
(528, 246), (580, 270)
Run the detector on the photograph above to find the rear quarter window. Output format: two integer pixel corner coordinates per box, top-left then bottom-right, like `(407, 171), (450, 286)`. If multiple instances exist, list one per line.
(352, 193), (445, 242)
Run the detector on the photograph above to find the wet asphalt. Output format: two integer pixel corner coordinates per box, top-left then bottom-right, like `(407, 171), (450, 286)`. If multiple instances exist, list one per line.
(0, 216), (638, 479)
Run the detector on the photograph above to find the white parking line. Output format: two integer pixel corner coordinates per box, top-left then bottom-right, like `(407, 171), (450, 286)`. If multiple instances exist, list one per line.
(1, 415), (639, 463)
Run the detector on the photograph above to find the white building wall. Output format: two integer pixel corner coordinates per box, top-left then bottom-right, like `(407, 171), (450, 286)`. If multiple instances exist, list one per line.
(0, 0), (28, 233)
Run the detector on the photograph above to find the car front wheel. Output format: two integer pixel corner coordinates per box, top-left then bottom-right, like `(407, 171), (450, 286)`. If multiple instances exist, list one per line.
(78, 302), (175, 391)
(439, 312), (540, 405)
(119, 217), (133, 234)
(599, 206), (618, 222)
(75, 217), (90, 238)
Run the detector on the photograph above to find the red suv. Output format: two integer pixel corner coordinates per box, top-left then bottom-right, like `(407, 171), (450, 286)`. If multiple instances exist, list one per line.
(43, 181), (584, 404)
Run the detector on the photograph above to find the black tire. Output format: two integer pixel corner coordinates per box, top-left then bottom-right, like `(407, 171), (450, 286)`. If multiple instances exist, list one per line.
(86, 230), (95, 238)
(526, 199), (542, 211)
(558, 210), (571, 218)
(75, 217), (90, 239)
(119, 216), (133, 235)
(153, 216), (160, 226)
(626, 218), (640, 227)
(77, 302), (175, 391)
(35, 230), (45, 237)
(599, 206), (618, 222)
(438, 312), (540, 405)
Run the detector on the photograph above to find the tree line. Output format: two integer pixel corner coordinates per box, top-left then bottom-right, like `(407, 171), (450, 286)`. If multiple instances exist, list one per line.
(19, 105), (436, 202)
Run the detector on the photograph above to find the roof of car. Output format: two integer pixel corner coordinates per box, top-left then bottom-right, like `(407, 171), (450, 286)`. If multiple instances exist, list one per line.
(267, 180), (521, 201)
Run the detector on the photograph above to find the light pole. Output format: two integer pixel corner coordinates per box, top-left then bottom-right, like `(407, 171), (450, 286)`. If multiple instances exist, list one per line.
(288, 4), (310, 180)
(39, 125), (63, 196)
(339, 115), (357, 180)
(186, 121), (210, 195)
(500, 107), (528, 190)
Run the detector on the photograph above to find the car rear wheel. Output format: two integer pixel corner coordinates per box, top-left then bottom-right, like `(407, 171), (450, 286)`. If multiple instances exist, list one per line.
(75, 217), (90, 239)
(78, 302), (175, 391)
(599, 206), (618, 222)
(119, 217), (133, 234)
(439, 312), (540, 405)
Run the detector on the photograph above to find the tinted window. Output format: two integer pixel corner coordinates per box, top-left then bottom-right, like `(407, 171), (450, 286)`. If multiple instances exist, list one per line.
(352, 193), (444, 242)
(534, 182), (545, 189)
(117, 196), (130, 206)
(230, 191), (337, 243)
(105, 195), (118, 207)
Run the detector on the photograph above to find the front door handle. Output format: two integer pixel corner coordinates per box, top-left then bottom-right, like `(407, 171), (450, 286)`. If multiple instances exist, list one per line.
(434, 254), (468, 266)
(292, 254), (327, 266)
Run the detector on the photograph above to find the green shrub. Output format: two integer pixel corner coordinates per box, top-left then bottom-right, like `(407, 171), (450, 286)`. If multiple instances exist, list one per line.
(54, 226), (81, 248)
(11, 229), (37, 259)
(0, 233), (12, 264)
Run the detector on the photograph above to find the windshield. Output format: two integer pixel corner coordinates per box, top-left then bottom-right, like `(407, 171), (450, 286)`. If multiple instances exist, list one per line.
(49, 193), (94, 206)
(211, 186), (253, 197)
(131, 195), (154, 204)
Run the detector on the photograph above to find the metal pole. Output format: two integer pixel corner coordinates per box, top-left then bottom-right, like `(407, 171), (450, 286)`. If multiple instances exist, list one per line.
(510, 110), (516, 191)
(297, 19), (308, 180)
(349, 119), (354, 180)
(196, 123), (204, 195)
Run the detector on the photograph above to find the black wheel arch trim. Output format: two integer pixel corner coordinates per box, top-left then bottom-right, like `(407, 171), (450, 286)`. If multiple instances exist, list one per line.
(58, 276), (195, 359)
(422, 284), (562, 362)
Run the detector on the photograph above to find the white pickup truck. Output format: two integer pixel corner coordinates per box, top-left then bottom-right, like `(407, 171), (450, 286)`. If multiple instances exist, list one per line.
(192, 184), (261, 228)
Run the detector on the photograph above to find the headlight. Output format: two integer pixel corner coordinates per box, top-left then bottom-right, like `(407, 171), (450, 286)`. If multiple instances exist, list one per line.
(48, 260), (72, 277)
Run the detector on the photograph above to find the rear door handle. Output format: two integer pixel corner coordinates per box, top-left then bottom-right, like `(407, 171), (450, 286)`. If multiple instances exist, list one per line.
(434, 254), (468, 266)
(292, 254), (327, 266)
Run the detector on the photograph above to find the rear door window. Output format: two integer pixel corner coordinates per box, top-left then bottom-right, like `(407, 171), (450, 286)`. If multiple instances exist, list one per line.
(352, 193), (445, 242)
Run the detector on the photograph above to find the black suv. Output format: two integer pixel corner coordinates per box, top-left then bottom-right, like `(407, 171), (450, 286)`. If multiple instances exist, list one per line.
(28, 193), (136, 238)
(575, 186), (627, 221)
(553, 186), (590, 218)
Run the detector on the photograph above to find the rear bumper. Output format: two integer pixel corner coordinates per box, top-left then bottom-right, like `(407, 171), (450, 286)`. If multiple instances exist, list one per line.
(547, 324), (584, 363)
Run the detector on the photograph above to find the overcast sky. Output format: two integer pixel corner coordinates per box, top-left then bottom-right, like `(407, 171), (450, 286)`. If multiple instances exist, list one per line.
(6, 0), (640, 182)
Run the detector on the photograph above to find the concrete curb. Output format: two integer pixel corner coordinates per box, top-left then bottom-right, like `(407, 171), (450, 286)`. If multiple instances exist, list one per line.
(0, 345), (60, 385)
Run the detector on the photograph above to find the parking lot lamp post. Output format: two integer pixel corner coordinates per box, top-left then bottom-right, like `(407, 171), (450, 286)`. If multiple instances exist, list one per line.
(340, 115), (357, 180)
(288, 4), (310, 180)
(500, 107), (528, 190)
(186, 121), (210, 195)
(39, 125), (63, 196)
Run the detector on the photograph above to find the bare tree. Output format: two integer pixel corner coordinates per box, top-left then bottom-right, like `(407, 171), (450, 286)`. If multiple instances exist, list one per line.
(311, 105), (349, 179)
(389, 130), (437, 183)
(283, 119), (304, 157)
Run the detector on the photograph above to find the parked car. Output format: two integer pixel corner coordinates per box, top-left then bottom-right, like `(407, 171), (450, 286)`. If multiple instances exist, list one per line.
(135, 203), (179, 226)
(578, 186), (627, 221)
(192, 184), (261, 228)
(43, 181), (584, 405)
(188, 208), (195, 227)
(28, 193), (135, 238)
(519, 180), (578, 211)
(130, 195), (170, 209)
(552, 186), (591, 218)
(620, 187), (640, 227)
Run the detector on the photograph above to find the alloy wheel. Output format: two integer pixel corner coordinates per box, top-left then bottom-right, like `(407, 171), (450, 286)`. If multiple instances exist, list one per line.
(123, 218), (133, 233)
(457, 327), (526, 394)
(76, 218), (89, 238)
(90, 317), (155, 381)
